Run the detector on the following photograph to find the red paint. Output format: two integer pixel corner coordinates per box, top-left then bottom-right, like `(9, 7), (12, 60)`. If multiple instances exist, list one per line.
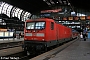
(24, 18), (72, 42)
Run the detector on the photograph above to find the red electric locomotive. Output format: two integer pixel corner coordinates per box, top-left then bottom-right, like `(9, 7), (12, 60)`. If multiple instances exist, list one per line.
(23, 18), (72, 55)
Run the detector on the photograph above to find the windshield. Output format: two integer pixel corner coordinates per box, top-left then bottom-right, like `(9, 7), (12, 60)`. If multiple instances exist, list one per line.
(26, 22), (45, 29)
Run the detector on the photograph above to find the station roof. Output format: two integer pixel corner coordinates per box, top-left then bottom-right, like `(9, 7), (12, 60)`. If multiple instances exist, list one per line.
(0, 0), (90, 31)
(2, 0), (90, 14)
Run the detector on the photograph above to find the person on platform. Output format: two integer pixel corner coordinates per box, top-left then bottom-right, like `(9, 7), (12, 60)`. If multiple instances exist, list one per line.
(80, 32), (83, 39)
(19, 32), (21, 39)
(83, 29), (87, 41)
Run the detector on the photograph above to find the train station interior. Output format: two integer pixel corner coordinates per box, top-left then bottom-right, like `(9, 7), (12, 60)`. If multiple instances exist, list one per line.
(0, 0), (90, 60)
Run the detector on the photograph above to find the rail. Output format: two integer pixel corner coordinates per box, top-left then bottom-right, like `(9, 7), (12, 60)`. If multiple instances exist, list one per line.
(0, 38), (24, 50)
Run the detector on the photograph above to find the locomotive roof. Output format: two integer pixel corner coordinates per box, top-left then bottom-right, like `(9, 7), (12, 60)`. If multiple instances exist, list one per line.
(26, 18), (55, 22)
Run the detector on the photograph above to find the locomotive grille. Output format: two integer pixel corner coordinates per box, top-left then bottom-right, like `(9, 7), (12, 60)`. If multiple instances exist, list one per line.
(25, 33), (44, 37)
(25, 33), (32, 36)
(36, 33), (44, 37)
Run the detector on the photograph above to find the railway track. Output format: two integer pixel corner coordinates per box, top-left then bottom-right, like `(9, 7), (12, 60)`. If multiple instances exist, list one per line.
(0, 41), (23, 50)
(0, 44), (22, 50)
(2, 51), (39, 60)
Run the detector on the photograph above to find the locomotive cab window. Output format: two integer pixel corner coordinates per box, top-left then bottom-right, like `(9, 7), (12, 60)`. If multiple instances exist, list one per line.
(51, 22), (54, 30)
(26, 22), (45, 29)
(26, 22), (35, 29)
(35, 22), (45, 29)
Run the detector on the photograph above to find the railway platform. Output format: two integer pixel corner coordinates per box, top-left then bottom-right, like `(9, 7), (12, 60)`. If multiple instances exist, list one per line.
(0, 38), (24, 43)
(30, 38), (90, 60)
(0, 38), (24, 49)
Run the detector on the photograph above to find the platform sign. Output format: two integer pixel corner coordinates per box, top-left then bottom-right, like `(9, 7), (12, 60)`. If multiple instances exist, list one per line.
(80, 16), (86, 20)
(71, 11), (76, 16)
(86, 16), (90, 20)
(68, 17), (73, 20)
(63, 17), (67, 20)
(41, 9), (62, 13)
(0, 29), (7, 31)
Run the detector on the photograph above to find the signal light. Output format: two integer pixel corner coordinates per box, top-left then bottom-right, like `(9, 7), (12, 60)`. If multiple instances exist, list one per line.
(42, 39), (45, 41)
(25, 30), (28, 33)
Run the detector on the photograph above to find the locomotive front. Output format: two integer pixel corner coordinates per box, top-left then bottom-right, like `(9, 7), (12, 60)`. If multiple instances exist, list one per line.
(23, 20), (47, 55)
(24, 21), (46, 41)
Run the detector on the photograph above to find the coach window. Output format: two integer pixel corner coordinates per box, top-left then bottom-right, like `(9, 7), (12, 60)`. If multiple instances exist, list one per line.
(51, 22), (54, 30)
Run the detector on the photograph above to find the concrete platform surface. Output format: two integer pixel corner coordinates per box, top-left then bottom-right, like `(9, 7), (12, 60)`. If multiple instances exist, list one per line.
(30, 39), (77, 60)
(49, 39), (90, 60)
(0, 38), (24, 43)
